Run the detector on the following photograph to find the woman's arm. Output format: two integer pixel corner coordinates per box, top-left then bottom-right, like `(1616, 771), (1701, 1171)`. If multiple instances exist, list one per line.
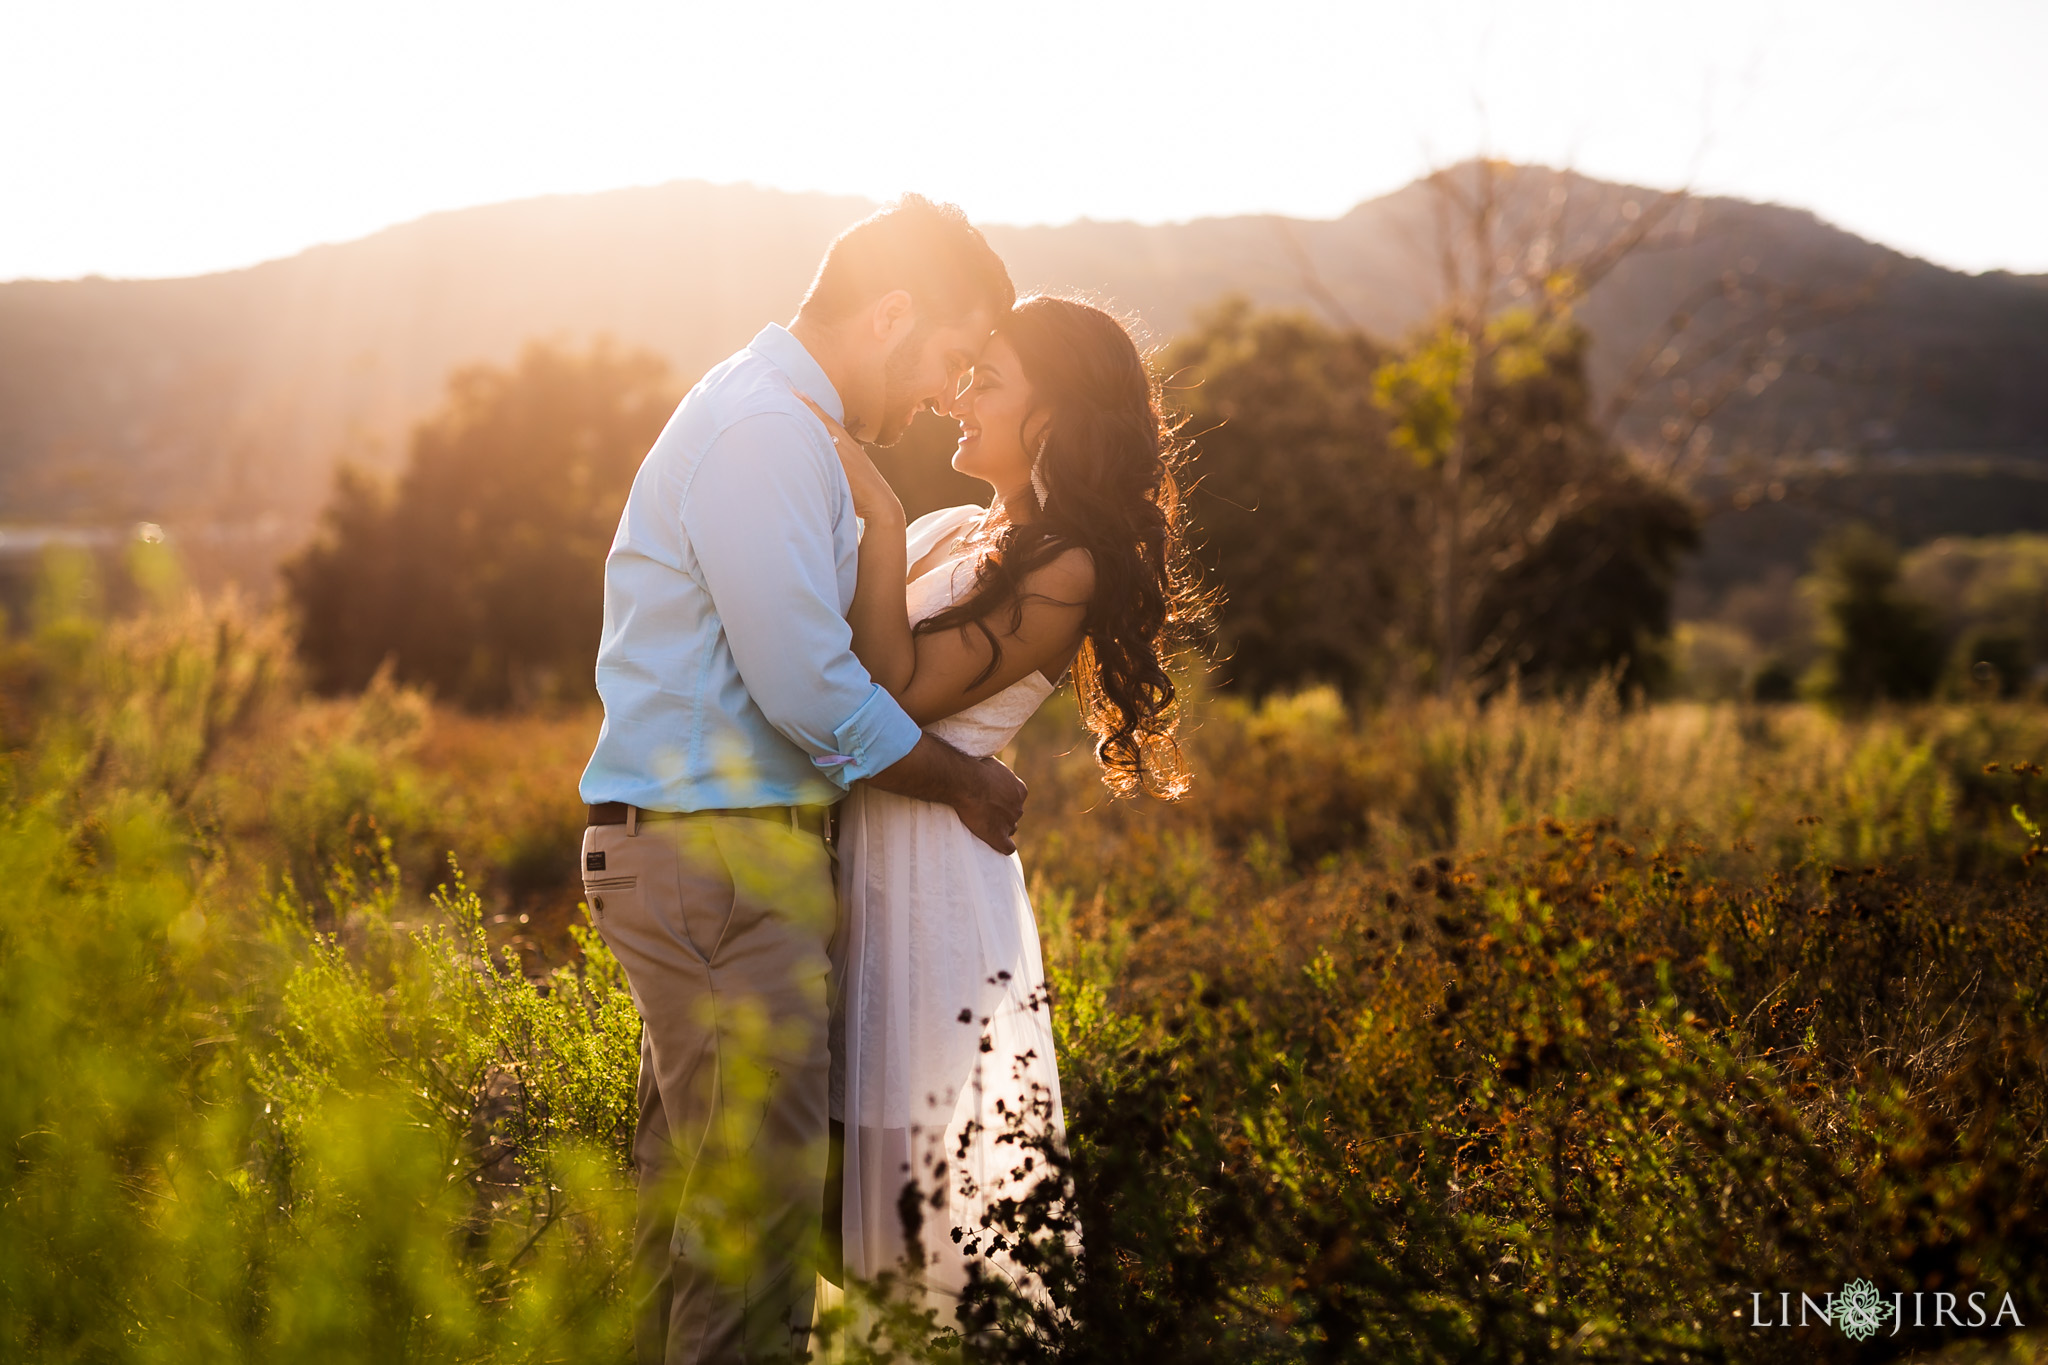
(802, 396), (1093, 725)
(892, 549), (1093, 726)
(798, 395), (916, 693)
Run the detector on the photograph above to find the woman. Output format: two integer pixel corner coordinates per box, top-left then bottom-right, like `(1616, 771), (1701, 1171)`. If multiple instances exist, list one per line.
(802, 295), (1200, 1315)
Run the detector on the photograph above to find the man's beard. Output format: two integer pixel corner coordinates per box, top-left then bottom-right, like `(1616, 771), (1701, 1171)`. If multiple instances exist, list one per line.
(869, 322), (934, 447)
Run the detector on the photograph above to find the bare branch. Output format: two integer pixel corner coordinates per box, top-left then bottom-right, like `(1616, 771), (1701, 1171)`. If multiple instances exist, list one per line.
(1270, 219), (1361, 333)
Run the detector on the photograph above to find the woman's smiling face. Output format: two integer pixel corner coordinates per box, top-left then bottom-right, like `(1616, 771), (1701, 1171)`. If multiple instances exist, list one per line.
(947, 333), (1041, 504)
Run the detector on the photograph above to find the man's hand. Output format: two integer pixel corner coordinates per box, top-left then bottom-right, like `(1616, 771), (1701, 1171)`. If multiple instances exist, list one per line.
(866, 734), (1029, 854)
(952, 755), (1028, 855)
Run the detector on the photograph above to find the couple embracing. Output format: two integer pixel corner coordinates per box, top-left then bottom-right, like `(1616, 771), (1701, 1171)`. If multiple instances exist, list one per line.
(578, 195), (1196, 1363)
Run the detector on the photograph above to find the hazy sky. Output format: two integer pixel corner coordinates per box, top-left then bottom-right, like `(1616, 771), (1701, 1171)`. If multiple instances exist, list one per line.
(4, 0), (2043, 282)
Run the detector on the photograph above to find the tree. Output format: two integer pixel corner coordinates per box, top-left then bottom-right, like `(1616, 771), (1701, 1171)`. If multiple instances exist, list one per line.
(1261, 159), (1874, 697)
(1359, 163), (1721, 694)
(1163, 299), (1431, 697)
(1466, 467), (1698, 694)
(285, 341), (678, 708)
(1167, 295), (1697, 701)
(1808, 524), (1943, 706)
(1376, 308), (1700, 695)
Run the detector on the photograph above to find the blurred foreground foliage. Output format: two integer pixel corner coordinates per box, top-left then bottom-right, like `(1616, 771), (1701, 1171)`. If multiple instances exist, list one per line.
(1, 571), (639, 1361)
(7, 567), (2048, 1361)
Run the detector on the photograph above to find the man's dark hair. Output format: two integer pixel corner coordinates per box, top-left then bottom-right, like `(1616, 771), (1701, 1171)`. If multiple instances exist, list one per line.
(799, 194), (1015, 325)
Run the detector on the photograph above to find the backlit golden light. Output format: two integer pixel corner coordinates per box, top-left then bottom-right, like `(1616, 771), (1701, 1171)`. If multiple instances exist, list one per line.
(3, 0), (2044, 281)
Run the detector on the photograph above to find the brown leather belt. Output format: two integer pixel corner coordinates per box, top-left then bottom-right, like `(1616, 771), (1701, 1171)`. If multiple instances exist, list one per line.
(586, 801), (836, 841)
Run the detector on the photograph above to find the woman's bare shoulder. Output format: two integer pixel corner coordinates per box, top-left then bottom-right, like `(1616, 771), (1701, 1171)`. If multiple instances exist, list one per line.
(1023, 544), (1096, 603)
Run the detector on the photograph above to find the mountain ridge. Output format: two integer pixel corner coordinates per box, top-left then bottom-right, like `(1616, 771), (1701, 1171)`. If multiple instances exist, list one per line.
(3, 167), (2044, 534)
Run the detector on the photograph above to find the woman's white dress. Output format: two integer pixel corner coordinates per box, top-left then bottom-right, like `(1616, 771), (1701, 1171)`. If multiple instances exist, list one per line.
(829, 503), (1072, 1312)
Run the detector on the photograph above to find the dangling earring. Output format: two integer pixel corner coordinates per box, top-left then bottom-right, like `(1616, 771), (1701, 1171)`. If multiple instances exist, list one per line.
(1030, 433), (1051, 508)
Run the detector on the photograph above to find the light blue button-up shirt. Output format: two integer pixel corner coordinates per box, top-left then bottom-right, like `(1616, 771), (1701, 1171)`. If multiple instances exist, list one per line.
(578, 324), (923, 811)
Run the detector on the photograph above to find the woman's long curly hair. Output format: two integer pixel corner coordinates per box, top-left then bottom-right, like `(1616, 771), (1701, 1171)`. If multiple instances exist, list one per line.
(916, 295), (1207, 798)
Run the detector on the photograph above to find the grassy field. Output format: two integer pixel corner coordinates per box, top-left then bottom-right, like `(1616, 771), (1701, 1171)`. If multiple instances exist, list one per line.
(6, 594), (2048, 1362)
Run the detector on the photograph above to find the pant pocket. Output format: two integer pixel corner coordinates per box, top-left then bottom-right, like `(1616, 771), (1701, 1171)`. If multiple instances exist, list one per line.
(581, 874), (638, 922)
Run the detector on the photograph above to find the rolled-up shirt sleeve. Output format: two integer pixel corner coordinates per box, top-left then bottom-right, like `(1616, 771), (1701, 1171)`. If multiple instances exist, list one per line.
(682, 411), (922, 789)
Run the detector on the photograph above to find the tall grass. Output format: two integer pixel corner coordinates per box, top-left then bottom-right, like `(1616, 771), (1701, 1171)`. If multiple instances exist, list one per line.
(1019, 683), (2047, 965)
(4, 593), (2047, 1361)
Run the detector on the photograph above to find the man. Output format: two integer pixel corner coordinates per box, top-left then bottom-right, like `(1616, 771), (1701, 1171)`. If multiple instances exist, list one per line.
(578, 195), (1025, 1363)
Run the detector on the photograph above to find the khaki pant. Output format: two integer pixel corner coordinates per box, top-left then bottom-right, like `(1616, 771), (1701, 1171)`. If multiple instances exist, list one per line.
(581, 814), (837, 1365)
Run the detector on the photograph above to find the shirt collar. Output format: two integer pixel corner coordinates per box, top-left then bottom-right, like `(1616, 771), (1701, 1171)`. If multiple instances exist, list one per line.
(748, 323), (844, 424)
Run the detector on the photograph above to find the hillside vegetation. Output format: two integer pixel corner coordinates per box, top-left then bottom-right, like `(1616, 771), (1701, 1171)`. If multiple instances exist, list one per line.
(5, 166), (2044, 533)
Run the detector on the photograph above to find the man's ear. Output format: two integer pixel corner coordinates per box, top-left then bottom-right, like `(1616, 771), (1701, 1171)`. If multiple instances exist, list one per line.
(871, 289), (917, 343)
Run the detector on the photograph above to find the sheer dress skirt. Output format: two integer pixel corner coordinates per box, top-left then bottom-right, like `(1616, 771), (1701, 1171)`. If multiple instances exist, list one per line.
(826, 503), (1075, 1314)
